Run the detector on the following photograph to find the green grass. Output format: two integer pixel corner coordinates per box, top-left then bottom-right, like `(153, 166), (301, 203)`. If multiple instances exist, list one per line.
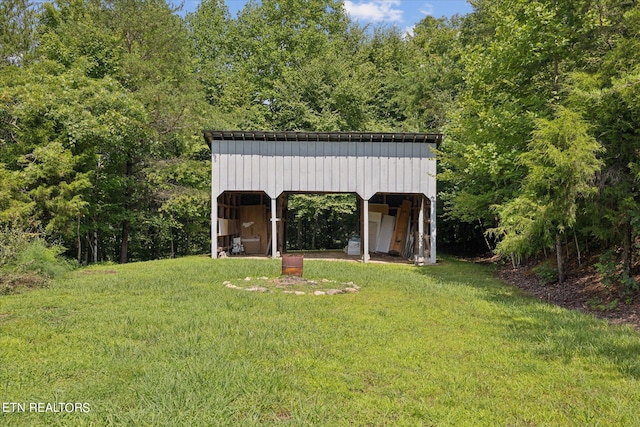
(2, 256), (640, 426)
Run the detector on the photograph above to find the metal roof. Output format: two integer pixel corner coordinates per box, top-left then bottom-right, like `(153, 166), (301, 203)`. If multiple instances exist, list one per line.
(203, 130), (442, 146)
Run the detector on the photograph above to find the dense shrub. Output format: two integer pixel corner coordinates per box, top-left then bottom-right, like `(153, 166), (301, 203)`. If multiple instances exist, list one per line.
(0, 227), (74, 293)
(532, 260), (558, 285)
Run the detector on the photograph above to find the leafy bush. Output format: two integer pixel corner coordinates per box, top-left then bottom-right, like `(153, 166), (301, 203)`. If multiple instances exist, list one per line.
(532, 260), (558, 285)
(0, 226), (34, 268)
(594, 250), (618, 288)
(15, 240), (73, 278)
(595, 250), (639, 296)
(621, 272), (639, 296)
(0, 227), (74, 293)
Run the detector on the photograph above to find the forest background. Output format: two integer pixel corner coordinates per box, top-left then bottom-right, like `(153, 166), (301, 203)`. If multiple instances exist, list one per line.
(1, 0), (640, 290)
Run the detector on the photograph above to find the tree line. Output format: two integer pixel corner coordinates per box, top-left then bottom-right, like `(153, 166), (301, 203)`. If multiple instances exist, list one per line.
(1, 0), (639, 288)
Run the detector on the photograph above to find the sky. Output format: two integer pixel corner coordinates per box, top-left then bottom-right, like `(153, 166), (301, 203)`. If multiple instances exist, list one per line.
(180, 0), (473, 31)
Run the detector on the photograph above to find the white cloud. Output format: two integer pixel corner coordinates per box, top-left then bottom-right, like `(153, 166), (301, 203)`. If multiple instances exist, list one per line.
(343, 0), (403, 23)
(420, 3), (435, 16)
(403, 25), (415, 39)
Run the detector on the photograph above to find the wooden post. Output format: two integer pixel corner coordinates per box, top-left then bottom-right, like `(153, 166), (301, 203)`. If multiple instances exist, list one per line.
(277, 194), (286, 255)
(363, 198), (370, 263)
(416, 196), (425, 266)
(271, 197), (278, 258)
(430, 195), (436, 264)
(211, 194), (218, 259)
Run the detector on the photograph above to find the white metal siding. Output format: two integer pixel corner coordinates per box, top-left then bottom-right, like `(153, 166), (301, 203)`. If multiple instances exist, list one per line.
(211, 140), (436, 200)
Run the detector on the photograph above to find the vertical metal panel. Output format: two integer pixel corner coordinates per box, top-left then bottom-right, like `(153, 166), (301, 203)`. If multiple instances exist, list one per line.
(356, 142), (365, 196)
(212, 145), (221, 198)
(337, 143), (347, 192)
(329, 142), (336, 191)
(275, 141), (284, 195)
(299, 142), (308, 190)
(323, 142), (333, 190)
(212, 140), (437, 198)
(403, 144), (414, 193)
(267, 140), (276, 198)
(388, 143), (398, 194)
(380, 142), (389, 195)
(250, 142), (259, 190)
(234, 141), (243, 191)
(366, 141), (373, 198)
(411, 143), (421, 193)
(242, 141), (252, 190)
(220, 141), (230, 192)
(315, 140), (322, 191)
(369, 142), (381, 198)
(283, 141), (293, 192)
(290, 142), (300, 191)
(348, 142), (357, 191)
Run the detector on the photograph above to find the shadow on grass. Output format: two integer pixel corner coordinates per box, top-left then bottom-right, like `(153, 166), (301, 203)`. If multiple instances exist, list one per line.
(414, 256), (640, 379)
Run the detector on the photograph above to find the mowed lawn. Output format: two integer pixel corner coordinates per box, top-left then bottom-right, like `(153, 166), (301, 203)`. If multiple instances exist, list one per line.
(2, 256), (640, 426)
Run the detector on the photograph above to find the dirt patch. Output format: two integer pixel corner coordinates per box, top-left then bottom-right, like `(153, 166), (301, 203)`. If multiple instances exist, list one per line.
(0, 272), (49, 295)
(80, 270), (118, 275)
(496, 261), (640, 329)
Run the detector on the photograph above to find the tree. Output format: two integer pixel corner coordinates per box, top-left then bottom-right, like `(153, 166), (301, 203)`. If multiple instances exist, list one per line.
(400, 15), (464, 132)
(0, 60), (147, 261)
(286, 194), (356, 250)
(492, 108), (603, 282)
(0, 0), (37, 66)
(439, 0), (630, 259)
(35, 0), (210, 262)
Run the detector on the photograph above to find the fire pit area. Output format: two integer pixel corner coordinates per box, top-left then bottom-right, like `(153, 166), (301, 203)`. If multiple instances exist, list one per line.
(222, 276), (360, 296)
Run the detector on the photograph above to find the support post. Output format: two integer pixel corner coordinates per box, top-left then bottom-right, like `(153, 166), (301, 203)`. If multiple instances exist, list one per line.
(363, 199), (370, 263)
(430, 195), (436, 264)
(271, 197), (279, 259)
(416, 196), (425, 266)
(211, 194), (218, 259)
(211, 149), (218, 259)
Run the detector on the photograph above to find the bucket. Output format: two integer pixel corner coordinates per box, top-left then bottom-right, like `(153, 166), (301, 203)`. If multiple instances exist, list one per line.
(282, 254), (304, 277)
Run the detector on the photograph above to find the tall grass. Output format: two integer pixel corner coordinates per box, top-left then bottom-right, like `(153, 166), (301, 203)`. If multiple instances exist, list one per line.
(1, 256), (639, 425)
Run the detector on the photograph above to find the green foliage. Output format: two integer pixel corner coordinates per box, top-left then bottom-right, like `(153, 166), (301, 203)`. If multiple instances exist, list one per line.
(594, 250), (619, 288)
(0, 226), (73, 293)
(438, 0), (640, 274)
(532, 260), (558, 285)
(287, 194), (357, 250)
(0, 0), (37, 67)
(595, 250), (640, 296)
(492, 107), (603, 280)
(15, 238), (73, 278)
(2, 0), (639, 273)
(0, 226), (34, 267)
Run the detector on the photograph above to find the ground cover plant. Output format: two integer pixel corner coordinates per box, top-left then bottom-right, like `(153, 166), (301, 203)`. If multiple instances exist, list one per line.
(1, 256), (640, 426)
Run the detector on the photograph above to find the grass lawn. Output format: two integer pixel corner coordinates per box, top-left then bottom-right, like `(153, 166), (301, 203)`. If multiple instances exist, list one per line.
(2, 256), (640, 426)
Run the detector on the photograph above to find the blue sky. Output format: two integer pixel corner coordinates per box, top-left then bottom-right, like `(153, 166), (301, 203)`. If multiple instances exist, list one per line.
(180, 0), (473, 31)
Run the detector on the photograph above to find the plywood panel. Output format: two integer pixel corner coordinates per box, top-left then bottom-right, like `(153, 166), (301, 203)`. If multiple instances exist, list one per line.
(368, 211), (382, 252)
(239, 205), (268, 254)
(376, 214), (395, 253)
(390, 200), (412, 255)
(369, 203), (389, 216)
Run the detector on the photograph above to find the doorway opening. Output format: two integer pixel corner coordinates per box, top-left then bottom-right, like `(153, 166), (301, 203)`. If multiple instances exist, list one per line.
(285, 193), (358, 251)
